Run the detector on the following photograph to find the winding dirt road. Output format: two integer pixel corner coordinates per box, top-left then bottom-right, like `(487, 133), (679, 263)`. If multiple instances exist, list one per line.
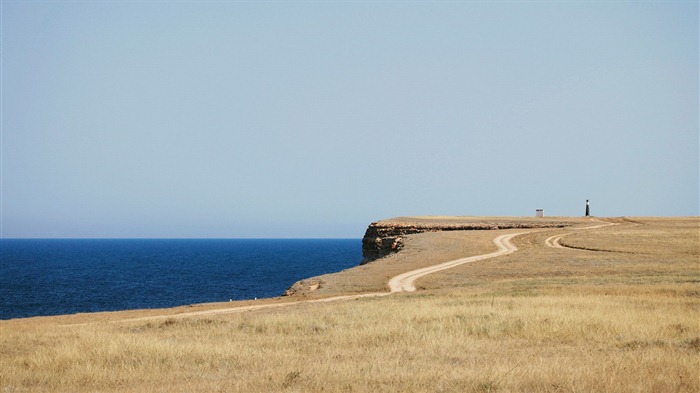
(388, 232), (524, 292)
(545, 218), (617, 249)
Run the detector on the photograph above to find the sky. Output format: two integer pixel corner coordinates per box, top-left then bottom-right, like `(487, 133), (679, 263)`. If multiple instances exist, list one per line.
(1, 1), (698, 238)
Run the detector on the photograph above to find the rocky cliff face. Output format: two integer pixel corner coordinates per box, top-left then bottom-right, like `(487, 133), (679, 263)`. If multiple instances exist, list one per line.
(361, 222), (420, 264)
(361, 217), (574, 264)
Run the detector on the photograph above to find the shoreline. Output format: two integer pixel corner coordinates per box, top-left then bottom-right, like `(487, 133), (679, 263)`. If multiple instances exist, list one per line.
(2, 216), (592, 324)
(4, 216), (687, 323)
(0, 238), (362, 321)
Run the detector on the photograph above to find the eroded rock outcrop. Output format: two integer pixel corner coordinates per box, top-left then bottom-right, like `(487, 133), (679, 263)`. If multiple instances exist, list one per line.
(361, 223), (421, 264)
(283, 278), (324, 297)
(360, 217), (574, 264)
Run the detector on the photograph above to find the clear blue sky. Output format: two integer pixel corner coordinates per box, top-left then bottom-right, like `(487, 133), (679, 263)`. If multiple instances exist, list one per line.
(2, 1), (698, 238)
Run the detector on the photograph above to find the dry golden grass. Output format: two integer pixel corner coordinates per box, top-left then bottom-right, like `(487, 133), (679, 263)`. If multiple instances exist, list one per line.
(1, 217), (698, 392)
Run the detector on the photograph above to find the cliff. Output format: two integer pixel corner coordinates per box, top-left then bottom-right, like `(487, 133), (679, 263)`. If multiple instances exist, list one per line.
(284, 216), (578, 296)
(361, 216), (575, 264)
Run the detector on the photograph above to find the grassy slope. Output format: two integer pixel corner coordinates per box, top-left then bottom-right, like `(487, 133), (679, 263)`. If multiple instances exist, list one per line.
(1, 217), (698, 392)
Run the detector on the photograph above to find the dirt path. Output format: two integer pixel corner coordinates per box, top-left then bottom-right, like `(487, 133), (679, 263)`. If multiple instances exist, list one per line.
(112, 292), (391, 324)
(387, 232), (524, 292)
(545, 218), (617, 249)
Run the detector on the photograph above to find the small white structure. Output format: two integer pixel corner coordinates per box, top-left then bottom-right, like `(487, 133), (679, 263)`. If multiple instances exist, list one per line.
(535, 209), (544, 218)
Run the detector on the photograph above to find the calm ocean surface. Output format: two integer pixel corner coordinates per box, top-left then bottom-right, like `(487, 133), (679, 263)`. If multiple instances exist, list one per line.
(0, 239), (361, 320)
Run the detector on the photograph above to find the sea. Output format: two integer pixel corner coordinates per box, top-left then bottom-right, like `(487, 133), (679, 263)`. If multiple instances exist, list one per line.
(0, 238), (361, 320)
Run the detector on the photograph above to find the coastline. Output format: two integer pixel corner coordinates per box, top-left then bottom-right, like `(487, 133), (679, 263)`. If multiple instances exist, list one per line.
(1, 216), (681, 323)
(2, 216), (698, 392)
(0, 238), (361, 321)
(1, 216), (582, 324)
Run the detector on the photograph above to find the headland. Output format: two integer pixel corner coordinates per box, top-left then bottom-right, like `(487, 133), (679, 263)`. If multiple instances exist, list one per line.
(1, 216), (698, 392)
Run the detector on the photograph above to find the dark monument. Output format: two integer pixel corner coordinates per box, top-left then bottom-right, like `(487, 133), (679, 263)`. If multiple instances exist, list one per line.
(585, 199), (590, 217)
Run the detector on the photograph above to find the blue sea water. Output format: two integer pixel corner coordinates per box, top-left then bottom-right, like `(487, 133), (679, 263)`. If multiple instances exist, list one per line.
(0, 239), (361, 320)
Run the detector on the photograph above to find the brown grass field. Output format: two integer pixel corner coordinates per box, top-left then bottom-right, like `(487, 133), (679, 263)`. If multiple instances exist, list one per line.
(1, 216), (698, 392)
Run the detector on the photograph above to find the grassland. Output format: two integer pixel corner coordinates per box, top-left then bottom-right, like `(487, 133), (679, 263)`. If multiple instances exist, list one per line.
(1, 217), (698, 392)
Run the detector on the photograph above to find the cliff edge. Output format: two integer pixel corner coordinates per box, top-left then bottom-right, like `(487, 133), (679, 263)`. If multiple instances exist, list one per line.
(284, 216), (579, 296)
(361, 216), (575, 264)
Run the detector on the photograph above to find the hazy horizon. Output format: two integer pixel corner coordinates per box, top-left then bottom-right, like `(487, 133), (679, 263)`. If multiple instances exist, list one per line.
(2, 2), (698, 238)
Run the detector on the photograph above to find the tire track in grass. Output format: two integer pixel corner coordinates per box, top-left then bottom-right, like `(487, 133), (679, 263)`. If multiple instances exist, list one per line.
(545, 218), (618, 250)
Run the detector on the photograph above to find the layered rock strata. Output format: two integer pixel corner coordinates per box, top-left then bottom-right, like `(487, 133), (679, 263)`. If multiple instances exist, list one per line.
(361, 217), (573, 264)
